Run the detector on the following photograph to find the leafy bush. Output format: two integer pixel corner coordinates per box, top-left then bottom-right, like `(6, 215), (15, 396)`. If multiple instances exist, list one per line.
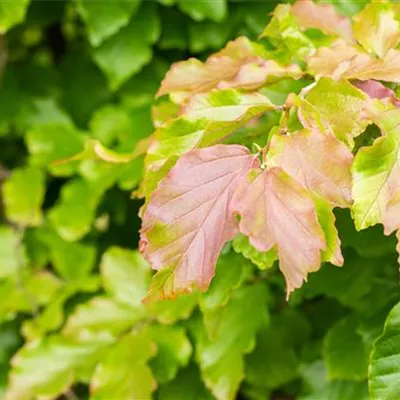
(2, 0), (400, 399)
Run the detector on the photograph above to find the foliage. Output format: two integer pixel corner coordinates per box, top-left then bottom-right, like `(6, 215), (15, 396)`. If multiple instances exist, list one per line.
(2, 0), (400, 400)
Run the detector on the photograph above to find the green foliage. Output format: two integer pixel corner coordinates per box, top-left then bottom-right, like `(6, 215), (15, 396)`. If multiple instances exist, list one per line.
(2, 0), (400, 399)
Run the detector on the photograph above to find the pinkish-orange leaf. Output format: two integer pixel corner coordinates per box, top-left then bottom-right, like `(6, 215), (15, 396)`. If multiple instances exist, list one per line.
(355, 80), (400, 107)
(292, 0), (353, 41)
(232, 167), (326, 297)
(140, 145), (256, 299)
(268, 129), (353, 207)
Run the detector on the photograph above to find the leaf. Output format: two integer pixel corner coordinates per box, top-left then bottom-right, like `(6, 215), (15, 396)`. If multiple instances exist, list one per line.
(304, 77), (368, 146)
(2, 166), (45, 227)
(352, 108), (400, 231)
(232, 233), (277, 270)
(309, 39), (400, 83)
(76, 0), (140, 47)
(199, 252), (251, 315)
(92, 3), (160, 91)
(0, 0), (29, 33)
(63, 297), (144, 338)
(260, 4), (315, 63)
(6, 335), (111, 400)
(192, 284), (268, 400)
(149, 325), (192, 384)
(26, 123), (85, 177)
(369, 301), (400, 400)
(156, 37), (268, 99)
(101, 247), (150, 309)
(0, 226), (26, 278)
(353, 1), (400, 58)
(142, 90), (274, 198)
(90, 327), (156, 400)
(268, 128), (353, 207)
(324, 315), (369, 380)
(0, 271), (61, 317)
(232, 167), (326, 297)
(178, 0), (227, 22)
(355, 80), (400, 107)
(48, 178), (102, 241)
(245, 327), (300, 391)
(158, 364), (214, 400)
(140, 145), (256, 299)
(292, 0), (353, 41)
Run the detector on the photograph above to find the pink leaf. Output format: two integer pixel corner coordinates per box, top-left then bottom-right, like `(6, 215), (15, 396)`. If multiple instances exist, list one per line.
(140, 145), (256, 298)
(232, 167), (326, 297)
(268, 129), (354, 207)
(292, 0), (353, 42)
(355, 80), (400, 107)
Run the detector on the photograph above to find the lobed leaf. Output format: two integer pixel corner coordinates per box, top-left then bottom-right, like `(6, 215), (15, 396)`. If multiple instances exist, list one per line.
(232, 167), (326, 297)
(140, 145), (256, 299)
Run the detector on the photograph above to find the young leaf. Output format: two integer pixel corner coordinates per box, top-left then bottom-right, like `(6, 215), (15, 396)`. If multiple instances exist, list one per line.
(355, 80), (400, 107)
(352, 108), (400, 231)
(140, 145), (256, 299)
(268, 129), (353, 207)
(353, 1), (400, 58)
(232, 167), (326, 297)
(303, 77), (368, 146)
(156, 37), (268, 99)
(292, 0), (353, 41)
(369, 301), (400, 400)
(90, 327), (156, 400)
(309, 39), (400, 82)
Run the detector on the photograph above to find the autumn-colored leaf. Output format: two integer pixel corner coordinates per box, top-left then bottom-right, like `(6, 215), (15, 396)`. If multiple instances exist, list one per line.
(309, 39), (400, 82)
(353, 1), (400, 58)
(292, 0), (353, 41)
(355, 80), (400, 108)
(268, 129), (353, 207)
(156, 37), (267, 99)
(140, 145), (257, 299)
(232, 167), (326, 297)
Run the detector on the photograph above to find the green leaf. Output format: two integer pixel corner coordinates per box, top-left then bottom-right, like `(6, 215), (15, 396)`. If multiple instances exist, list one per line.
(353, 1), (400, 58)
(232, 234), (277, 270)
(48, 178), (102, 241)
(192, 284), (268, 400)
(147, 292), (198, 325)
(0, 226), (26, 279)
(92, 3), (160, 91)
(245, 327), (300, 391)
(90, 326), (156, 400)
(305, 77), (368, 147)
(63, 296), (144, 338)
(158, 8), (188, 50)
(100, 247), (150, 309)
(178, 0), (227, 22)
(60, 53), (110, 127)
(260, 4), (315, 62)
(0, 0), (29, 33)
(26, 123), (85, 177)
(76, 0), (141, 47)
(6, 335), (112, 400)
(0, 271), (61, 318)
(149, 325), (192, 384)
(2, 166), (45, 227)
(157, 364), (215, 400)
(300, 360), (368, 400)
(324, 315), (369, 380)
(369, 301), (400, 399)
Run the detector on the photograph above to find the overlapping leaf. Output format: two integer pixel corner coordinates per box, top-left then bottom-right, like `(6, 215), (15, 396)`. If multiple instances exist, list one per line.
(140, 145), (256, 299)
(232, 167), (326, 296)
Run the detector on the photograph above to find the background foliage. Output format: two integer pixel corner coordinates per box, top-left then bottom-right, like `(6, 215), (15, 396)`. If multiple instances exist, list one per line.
(2, 0), (400, 400)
